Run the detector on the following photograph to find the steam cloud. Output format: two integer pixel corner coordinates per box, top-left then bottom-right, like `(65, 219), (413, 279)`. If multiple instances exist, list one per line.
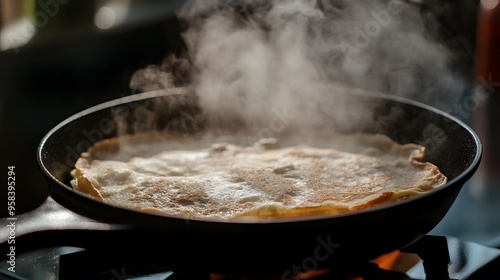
(131, 0), (464, 132)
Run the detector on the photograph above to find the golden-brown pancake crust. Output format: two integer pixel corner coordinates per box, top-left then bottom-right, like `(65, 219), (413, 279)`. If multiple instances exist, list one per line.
(70, 133), (447, 221)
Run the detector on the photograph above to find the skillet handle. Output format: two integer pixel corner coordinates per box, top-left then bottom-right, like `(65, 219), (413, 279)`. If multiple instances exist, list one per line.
(0, 197), (128, 254)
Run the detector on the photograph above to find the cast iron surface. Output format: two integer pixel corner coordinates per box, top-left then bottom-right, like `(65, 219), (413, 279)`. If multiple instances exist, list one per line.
(2, 88), (482, 273)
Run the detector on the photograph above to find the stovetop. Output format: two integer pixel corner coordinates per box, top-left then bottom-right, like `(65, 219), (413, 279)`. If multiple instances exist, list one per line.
(0, 236), (499, 280)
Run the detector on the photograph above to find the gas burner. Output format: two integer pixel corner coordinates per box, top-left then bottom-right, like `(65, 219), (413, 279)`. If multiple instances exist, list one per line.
(1, 236), (499, 280)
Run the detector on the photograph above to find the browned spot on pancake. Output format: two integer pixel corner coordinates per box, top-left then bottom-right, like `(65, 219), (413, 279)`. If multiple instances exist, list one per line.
(231, 169), (299, 205)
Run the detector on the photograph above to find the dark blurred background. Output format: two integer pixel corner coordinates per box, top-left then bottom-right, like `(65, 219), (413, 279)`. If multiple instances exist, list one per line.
(3, 0), (500, 247)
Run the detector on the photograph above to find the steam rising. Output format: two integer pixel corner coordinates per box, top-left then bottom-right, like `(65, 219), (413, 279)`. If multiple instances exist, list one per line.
(131, 0), (463, 132)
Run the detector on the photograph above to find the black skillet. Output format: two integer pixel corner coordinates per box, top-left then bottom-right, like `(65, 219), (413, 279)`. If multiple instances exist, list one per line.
(1, 88), (481, 274)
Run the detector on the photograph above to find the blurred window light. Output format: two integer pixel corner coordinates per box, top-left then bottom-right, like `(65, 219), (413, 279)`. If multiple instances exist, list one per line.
(95, 6), (116, 30)
(0, 18), (36, 51)
(0, 0), (36, 51)
(481, 0), (500, 10)
(94, 0), (130, 30)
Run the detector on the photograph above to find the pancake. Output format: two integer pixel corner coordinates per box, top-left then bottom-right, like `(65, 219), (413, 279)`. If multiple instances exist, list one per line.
(70, 133), (447, 221)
